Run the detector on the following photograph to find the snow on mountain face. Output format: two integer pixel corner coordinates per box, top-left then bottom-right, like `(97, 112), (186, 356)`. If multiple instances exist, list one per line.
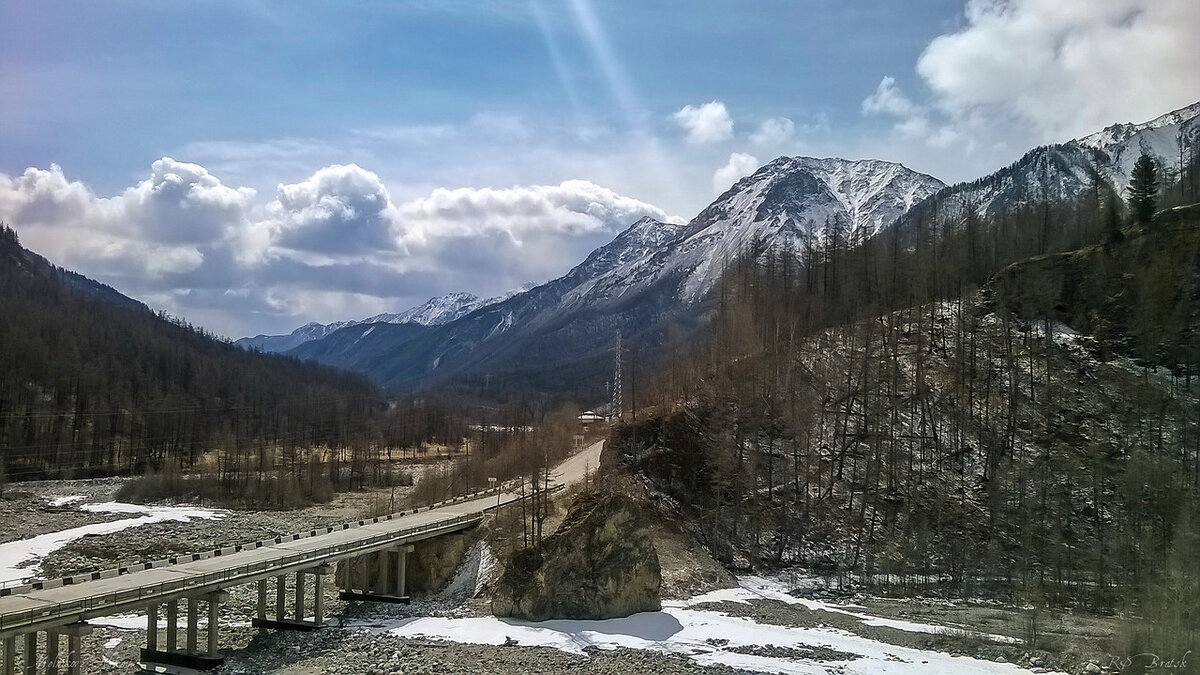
(893, 101), (1200, 233)
(235, 285), (533, 353)
(1076, 101), (1200, 190)
(366, 291), (482, 326)
(540, 158), (944, 312)
(236, 320), (355, 353)
(578, 157), (945, 305)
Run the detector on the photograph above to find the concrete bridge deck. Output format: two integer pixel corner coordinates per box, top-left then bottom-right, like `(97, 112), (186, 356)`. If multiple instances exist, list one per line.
(0, 491), (500, 638)
(0, 440), (605, 673)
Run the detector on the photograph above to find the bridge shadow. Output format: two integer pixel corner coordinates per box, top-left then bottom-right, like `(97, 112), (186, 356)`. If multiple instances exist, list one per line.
(498, 611), (686, 643)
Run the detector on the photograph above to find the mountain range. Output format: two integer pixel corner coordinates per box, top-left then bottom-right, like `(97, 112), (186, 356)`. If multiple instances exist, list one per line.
(235, 285), (535, 353)
(237, 100), (1200, 398)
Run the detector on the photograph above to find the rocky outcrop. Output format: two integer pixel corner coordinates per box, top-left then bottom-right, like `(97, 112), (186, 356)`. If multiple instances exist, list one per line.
(491, 490), (661, 621)
(406, 531), (471, 594)
(335, 530), (473, 595)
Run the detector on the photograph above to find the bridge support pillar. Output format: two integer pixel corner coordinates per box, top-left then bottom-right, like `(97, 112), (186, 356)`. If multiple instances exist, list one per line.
(141, 594), (224, 671)
(295, 571), (306, 622)
(375, 549), (390, 595)
(395, 544), (414, 597)
(252, 566), (331, 632)
(22, 632), (36, 675)
(145, 603), (158, 652)
(256, 578), (267, 620)
(205, 591), (227, 658)
(186, 597), (199, 654)
(44, 632), (58, 675)
(3, 636), (14, 675)
(57, 623), (90, 675)
(340, 545), (414, 604)
(313, 563), (333, 625)
(165, 600), (178, 652)
(275, 574), (287, 621)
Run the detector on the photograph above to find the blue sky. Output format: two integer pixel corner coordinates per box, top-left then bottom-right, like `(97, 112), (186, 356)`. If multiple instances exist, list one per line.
(2, 0), (1198, 337)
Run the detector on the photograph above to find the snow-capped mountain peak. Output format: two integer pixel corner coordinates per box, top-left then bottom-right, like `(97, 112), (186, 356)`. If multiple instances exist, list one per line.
(235, 285), (534, 353)
(1076, 100), (1200, 189)
(673, 156), (945, 300)
(365, 291), (482, 326)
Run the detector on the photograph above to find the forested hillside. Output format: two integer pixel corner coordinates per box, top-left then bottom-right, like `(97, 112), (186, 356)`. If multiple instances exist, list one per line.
(611, 160), (1200, 651)
(0, 226), (466, 504)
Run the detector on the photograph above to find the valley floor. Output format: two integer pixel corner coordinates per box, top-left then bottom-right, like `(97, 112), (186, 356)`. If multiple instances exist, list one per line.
(0, 476), (1126, 674)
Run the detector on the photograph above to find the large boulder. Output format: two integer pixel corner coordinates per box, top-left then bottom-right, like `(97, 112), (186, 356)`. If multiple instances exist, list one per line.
(491, 490), (661, 621)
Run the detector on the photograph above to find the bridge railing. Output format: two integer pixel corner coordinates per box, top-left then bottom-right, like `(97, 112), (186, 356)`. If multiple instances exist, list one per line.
(0, 486), (508, 597)
(0, 509), (482, 634)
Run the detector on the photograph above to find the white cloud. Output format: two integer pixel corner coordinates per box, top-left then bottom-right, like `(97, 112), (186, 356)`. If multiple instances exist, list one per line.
(866, 0), (1200, 150)
(749, 117), (795, 147)
(121, 157), (257, 245)
(919, 0), (1200, 139)
(0, 159), (678, 337)
(862, 77), (920, 120)
(399, 180), (673, 242)
(395, 180), (679, 285)
(0, 160), (252, 279)
(712, 152), (760, 193)
(264, 163), (402, 257)
(861, 77), (963, 148)
(673, 101), (733, 144)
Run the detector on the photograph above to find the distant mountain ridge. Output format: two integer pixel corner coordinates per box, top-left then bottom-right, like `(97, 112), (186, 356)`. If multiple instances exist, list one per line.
(284, 100), (1200, 399)
(890, 100), (1200, 234)
(287, 158), (945, 395)
(236, 284), (535, 353)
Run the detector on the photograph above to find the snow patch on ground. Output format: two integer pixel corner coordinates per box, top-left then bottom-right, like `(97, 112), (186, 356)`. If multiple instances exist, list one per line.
(47, 495), (87, 507)
(437, 540), (486, 603)
(0, 502), (226, 584)
(474, 543), (498, 598)
(92, 613), (251, 631)
(379, 575), (1055, 674)
(679, 576), (1019, 644)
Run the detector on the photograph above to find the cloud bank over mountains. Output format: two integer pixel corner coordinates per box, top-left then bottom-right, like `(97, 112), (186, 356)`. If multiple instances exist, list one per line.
(864, 0), (1200, 149)
(0, 159), (675, 337)
(3, 0), (1194, 339)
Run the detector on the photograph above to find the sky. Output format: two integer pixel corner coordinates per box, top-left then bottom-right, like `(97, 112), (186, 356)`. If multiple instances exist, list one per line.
(2, 0), (1198, 338)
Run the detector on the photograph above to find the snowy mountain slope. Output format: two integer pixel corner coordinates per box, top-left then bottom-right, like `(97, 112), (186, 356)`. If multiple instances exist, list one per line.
(665, 157), (943, 302)
(1077, 100), (1200, 189)
(891, 100), (1200, 233)
(235, 285), (532, 353)
(289, 158), (943, 393)
(287, 103), (1198, 398)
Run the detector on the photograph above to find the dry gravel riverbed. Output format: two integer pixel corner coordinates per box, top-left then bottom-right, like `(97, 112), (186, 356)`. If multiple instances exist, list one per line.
(0, 479), (1114, 674)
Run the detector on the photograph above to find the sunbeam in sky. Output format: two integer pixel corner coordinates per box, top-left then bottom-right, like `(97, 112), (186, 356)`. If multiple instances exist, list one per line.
(529, 0), (584, 119)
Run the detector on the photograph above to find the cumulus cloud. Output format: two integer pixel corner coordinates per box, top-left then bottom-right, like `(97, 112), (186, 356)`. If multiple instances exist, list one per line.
(0, 160), (253, 279)
(918, 0), (1200, 139)
(865, 0), (1200, 148)
(712, 152), (760, 193)
(263, 163), (402, 257)
(861, 77), (961, 147)
(399, 180), (672, 241)
(396, 180), (678, 283)
(122, 157), (257, 244)
(749, 117), (795, 147)
(673, 101), (733, 144)
(0, 159), (677, 337)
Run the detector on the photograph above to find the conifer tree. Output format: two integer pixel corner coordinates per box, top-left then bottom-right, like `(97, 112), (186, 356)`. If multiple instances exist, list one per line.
(1128, 153), (1160, 225)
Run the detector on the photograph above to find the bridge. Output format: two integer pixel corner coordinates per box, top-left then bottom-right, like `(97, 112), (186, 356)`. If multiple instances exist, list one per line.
(0, 440), (604, 674)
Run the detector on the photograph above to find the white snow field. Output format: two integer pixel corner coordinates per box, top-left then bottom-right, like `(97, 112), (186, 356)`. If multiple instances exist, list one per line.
(0, 498), (225, 585)
(383, 576), (1061, 675)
